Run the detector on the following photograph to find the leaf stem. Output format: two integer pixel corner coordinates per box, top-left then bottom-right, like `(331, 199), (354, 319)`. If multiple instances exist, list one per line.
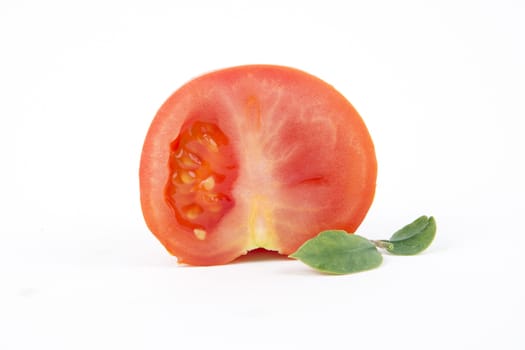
(371, 240), (393, 250)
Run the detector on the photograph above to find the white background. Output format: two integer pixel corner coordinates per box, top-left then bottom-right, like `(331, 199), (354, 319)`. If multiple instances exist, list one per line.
(1, 0), (524, 349)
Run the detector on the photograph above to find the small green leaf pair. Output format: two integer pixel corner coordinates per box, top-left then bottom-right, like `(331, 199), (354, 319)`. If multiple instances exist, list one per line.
(289, 216), (436, 275)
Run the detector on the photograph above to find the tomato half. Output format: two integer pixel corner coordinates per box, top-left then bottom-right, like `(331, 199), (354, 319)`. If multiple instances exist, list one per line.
(140, 65), (377, 265)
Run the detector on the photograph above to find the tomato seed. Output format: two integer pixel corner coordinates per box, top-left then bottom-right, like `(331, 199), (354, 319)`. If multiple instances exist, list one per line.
(176, 152), (197, 169)
(201, 176), (215, 191)
(201, 134), (219, 152)
(193, 228), (207, 240)
(187, 151), (202, 166)
(180, 170), (196, 184)
(174, 148), (184, 158)
(171, 171), (178, 184)
(183, 204), (203, 220)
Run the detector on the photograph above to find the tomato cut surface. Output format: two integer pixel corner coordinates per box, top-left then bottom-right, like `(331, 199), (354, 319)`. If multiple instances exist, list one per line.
(140, 65), (377, 265)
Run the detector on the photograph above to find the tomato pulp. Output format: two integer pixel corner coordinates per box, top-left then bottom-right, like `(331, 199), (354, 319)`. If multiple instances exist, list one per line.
(140, 65), (377, 265)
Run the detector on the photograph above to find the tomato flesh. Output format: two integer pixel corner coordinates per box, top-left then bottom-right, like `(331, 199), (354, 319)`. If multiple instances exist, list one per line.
(140, 65), (377, 265)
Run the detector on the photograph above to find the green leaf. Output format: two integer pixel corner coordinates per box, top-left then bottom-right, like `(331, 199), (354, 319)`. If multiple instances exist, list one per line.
(289, 230), (383, 274)
(382, 216), (437, 255)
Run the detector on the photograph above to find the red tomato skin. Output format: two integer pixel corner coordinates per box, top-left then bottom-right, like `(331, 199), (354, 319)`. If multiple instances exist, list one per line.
(140, 65), (377, 265)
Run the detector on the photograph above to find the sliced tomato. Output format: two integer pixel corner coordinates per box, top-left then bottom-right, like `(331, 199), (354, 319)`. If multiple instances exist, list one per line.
(140, 65), (377, 265)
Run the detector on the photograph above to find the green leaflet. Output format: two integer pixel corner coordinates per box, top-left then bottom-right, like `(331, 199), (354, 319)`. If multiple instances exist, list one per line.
(289, 230), (382, 274)
(382, 216), (437, 255)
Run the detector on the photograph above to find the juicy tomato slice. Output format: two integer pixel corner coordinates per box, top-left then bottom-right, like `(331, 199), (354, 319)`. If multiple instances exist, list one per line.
(140, 65), (377, 265)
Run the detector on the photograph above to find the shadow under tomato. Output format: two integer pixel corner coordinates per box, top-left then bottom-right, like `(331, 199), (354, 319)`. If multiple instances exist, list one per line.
(231, 248), (291, 264)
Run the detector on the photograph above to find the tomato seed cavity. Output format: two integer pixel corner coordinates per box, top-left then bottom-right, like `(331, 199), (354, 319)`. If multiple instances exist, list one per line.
(165, 121), (237, 239)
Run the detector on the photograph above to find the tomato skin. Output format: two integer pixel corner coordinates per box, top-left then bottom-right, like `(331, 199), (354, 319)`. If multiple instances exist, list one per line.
(140, 65), (376, 265)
